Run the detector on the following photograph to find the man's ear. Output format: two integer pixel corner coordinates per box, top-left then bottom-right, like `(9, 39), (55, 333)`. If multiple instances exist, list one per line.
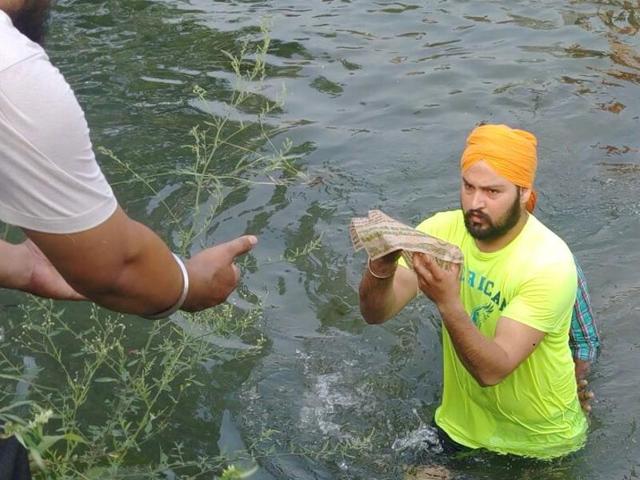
(520, 187), (532, 206)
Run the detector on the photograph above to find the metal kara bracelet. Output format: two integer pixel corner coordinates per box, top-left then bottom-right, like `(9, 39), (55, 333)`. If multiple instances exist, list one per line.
(367, 257), (395, 280)
(144, 253), (190, 319)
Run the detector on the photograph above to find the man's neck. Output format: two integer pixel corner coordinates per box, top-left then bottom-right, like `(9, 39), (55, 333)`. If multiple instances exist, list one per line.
(474, 211), (530, 253)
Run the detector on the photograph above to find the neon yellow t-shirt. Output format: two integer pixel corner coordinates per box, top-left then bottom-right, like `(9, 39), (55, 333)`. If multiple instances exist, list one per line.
(414, 210), (587, 458)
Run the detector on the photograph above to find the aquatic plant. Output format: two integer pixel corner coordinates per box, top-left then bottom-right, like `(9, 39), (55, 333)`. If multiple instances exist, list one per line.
(1, 299), (264, 478)
(98, 21), (309, 255)
(0, 22), (310, 479)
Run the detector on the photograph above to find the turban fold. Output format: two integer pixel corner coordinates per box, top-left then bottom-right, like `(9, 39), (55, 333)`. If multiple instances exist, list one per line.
(460, 124), (538, 212)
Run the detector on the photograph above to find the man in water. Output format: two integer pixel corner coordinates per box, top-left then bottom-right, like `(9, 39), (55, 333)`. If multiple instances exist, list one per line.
(359, 124), (591, 459)
(1, 1), (256, 477)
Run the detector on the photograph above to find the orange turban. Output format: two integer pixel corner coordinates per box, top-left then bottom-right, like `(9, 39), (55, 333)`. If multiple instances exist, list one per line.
(460, 124), (538, 212)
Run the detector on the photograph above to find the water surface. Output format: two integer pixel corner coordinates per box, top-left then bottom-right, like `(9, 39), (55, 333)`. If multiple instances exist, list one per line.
(17, 0), (640, 478)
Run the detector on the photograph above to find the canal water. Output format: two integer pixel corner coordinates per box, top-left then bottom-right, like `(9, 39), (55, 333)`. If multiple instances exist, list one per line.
(11, 0), (640, 478)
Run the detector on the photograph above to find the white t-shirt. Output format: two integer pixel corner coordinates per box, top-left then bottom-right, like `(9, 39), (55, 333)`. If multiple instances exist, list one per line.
(0, 10), (117, 234)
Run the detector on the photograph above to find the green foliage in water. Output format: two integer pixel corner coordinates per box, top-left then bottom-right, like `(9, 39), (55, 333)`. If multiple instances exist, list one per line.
(1, 299), (264, 478)
(0, 22), (311, 480)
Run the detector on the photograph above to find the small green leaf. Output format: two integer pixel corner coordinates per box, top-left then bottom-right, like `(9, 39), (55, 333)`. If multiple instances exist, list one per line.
(94, 377), (117, 383)
(37, 434), (66, 452)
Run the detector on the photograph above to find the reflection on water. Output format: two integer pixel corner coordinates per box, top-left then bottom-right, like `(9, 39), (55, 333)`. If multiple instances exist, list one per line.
(33, 0), (640, 478)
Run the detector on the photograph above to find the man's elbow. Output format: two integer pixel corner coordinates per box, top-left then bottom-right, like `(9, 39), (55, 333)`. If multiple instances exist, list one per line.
(68, 272), (127, 305)
(64, 255), (137, 305)
(475, 376), (500, 388)
(358, 288), (390, 324)
(473, 369), (509, 388)
(360, 305), (387, 325)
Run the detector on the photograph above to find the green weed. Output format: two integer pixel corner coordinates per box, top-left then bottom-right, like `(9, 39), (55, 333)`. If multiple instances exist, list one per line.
(0, 22), (313, 480)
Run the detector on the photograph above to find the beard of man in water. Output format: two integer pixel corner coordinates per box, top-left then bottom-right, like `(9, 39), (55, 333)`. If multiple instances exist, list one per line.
(9, 0), (52, 46)
(463, 188), (523, 242)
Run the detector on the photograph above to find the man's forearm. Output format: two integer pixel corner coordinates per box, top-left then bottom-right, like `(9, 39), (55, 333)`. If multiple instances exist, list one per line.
(77, 221), (184, 315)
(25, 206), (254, 316)
(25, 209), (184, 316)
(359, 270), (397, 324)
(437, 301), (511, 386)
(574, 358), (591, 381)
(360, 257), (420, 325)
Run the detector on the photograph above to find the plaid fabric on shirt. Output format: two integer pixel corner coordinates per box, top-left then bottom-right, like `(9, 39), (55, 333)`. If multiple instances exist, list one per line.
(569, 262), (601, 362)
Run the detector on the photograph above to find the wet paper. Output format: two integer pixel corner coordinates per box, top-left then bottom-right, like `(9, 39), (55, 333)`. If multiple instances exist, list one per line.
(350, 210), (464, 271)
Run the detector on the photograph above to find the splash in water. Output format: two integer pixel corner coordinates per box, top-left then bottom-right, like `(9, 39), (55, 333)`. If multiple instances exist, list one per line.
(392, 423), (443, 464)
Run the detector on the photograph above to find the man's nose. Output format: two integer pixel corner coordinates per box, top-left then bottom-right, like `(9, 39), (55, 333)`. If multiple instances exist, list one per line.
(470, 190), (486, 210)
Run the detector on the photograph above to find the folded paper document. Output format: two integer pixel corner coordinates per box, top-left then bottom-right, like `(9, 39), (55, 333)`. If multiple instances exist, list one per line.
(350, 210), (464, 271)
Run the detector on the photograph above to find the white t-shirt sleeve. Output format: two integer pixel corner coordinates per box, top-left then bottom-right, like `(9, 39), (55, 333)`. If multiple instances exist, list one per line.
(0, 49), (117, 234)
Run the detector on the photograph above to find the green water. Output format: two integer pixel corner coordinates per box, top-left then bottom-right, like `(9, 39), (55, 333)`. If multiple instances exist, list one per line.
(5, 0), (640, 478)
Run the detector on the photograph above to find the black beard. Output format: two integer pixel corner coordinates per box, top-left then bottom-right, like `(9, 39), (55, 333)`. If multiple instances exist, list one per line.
(463, 190), (522, 241)
(11, 1), (52, 46)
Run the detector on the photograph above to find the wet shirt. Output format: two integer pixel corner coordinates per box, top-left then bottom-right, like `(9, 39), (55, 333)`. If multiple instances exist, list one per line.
(0, 10), (116, 234)
(417, 210), (588, 458)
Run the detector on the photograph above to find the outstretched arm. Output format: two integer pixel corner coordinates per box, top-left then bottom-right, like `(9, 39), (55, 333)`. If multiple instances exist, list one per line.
(24, 207), (256, 316)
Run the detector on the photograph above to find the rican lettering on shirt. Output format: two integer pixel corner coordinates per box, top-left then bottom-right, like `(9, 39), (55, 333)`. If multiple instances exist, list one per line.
(460, 265), (508, 326)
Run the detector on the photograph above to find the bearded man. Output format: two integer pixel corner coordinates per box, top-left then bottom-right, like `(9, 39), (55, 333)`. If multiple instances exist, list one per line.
(1, 2), (257, 477)
(359, 124), (590, 458)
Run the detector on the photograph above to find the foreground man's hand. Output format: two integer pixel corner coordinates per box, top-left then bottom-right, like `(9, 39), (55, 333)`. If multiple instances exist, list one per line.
(8, 239), (86, 301)
(412, 252), (461, 310)
(182, 235), (258, 311)
(23, 239), (87, 300)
